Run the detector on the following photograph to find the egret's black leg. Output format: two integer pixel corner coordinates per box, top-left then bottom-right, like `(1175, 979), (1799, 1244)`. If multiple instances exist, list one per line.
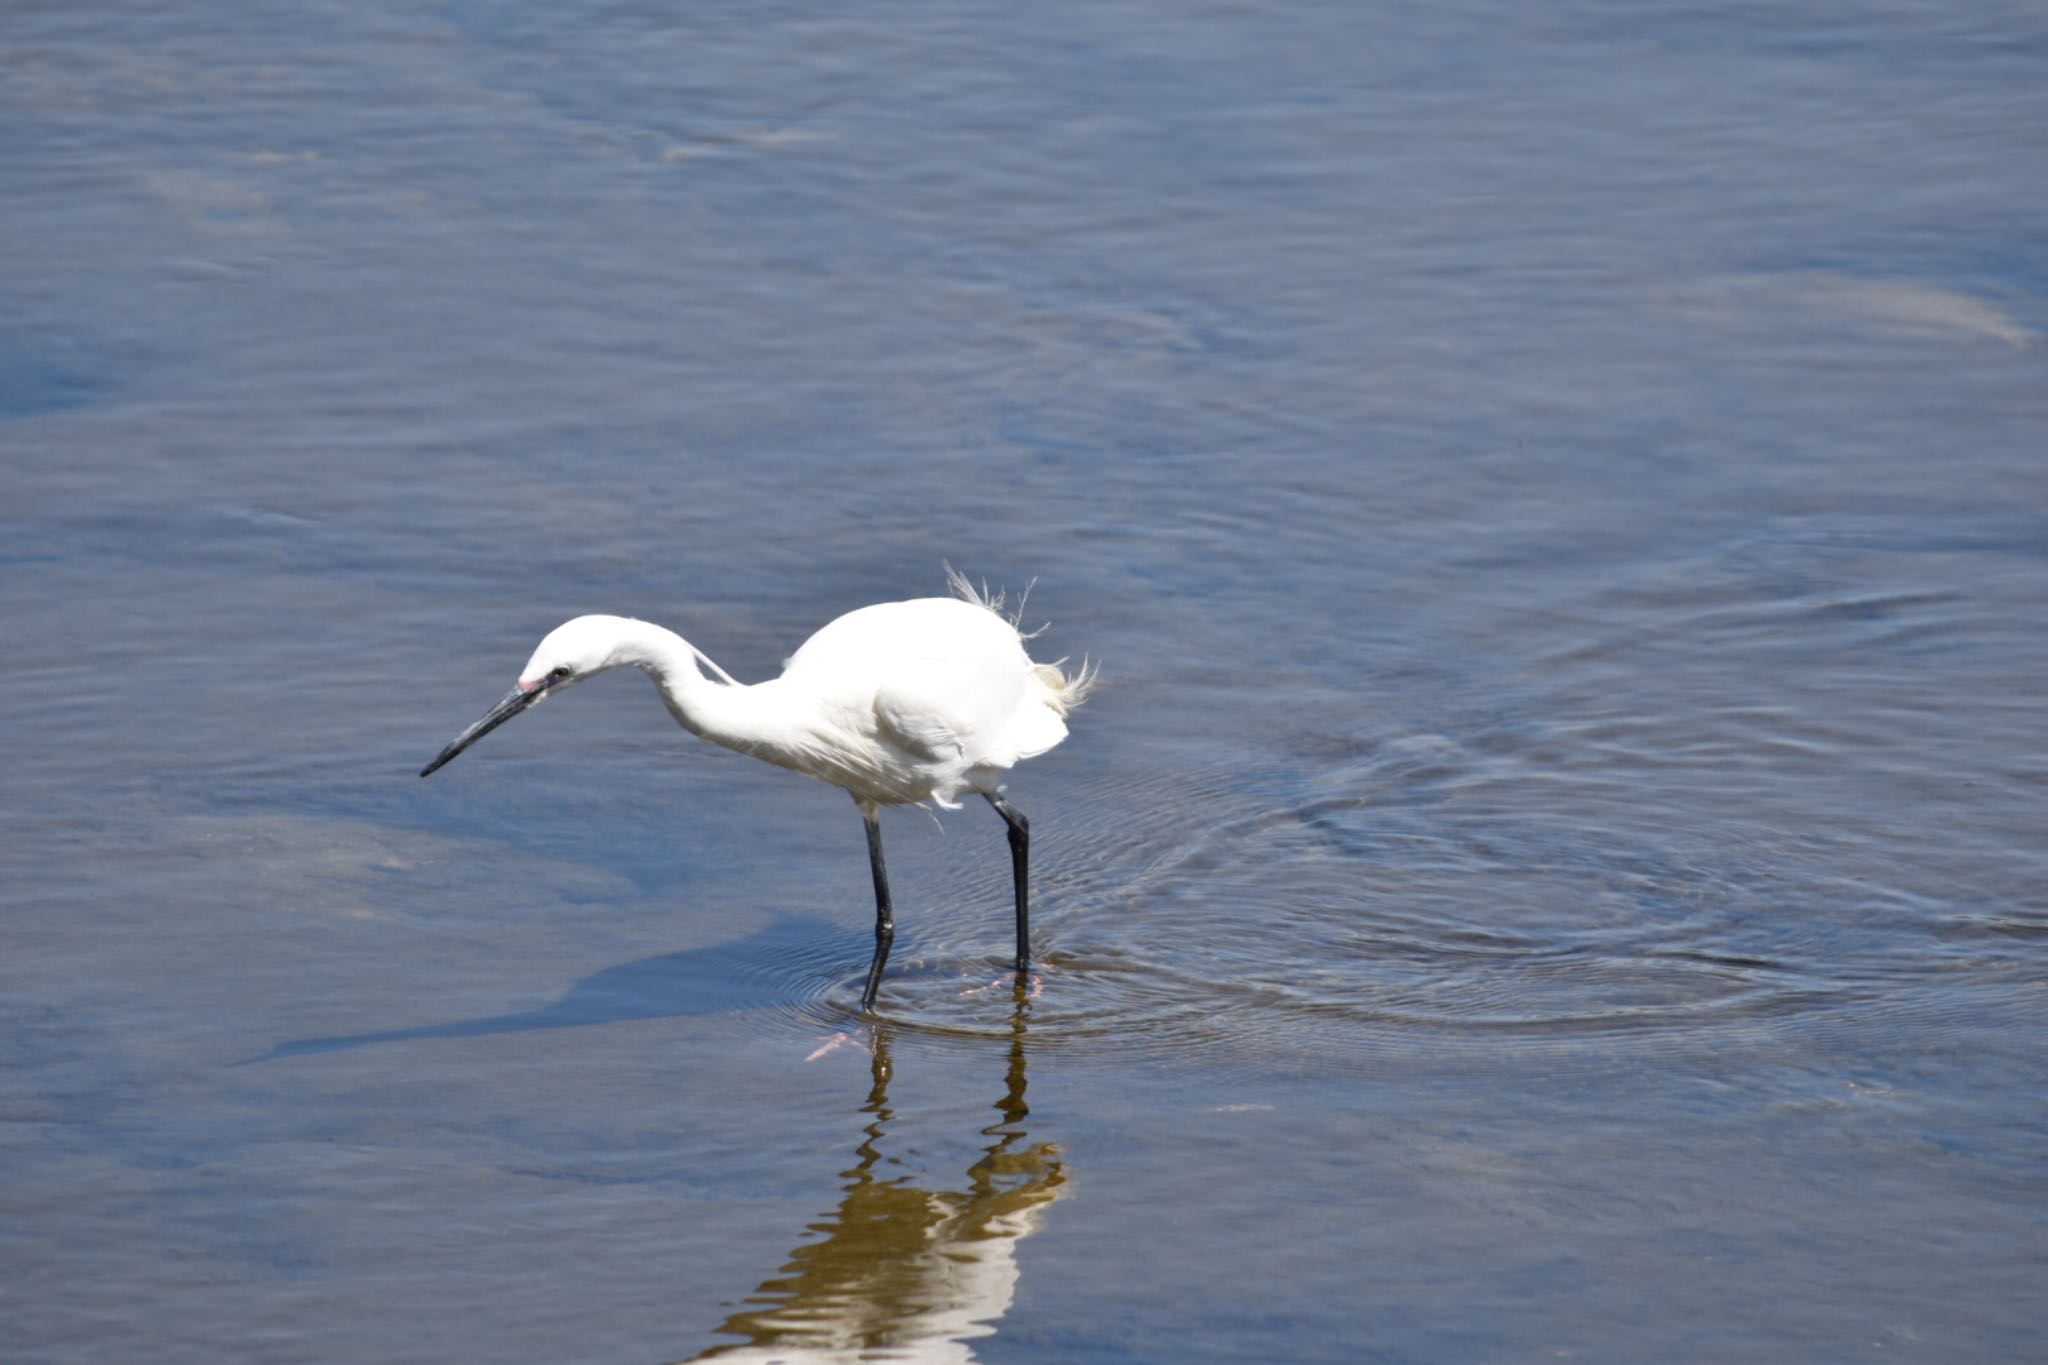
(984, 793), (1031, 971)
(860, 805), (895, 1011)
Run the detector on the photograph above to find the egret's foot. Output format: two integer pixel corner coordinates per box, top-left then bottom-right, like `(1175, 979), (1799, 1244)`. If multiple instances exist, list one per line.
(804, 1027), (874, 1062)
(960, 971), (1045, 1000)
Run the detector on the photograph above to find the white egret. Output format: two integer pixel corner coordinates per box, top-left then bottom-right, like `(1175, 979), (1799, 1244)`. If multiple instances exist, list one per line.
(420, 570), (1094, 1010)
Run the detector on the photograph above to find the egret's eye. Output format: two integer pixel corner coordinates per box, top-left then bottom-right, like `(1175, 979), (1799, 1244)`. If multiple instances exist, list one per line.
(547, 666), (572, 683)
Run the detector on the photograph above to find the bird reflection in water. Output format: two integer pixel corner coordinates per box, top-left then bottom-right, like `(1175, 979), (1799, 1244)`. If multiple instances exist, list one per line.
(687, 989), (1067, 1363)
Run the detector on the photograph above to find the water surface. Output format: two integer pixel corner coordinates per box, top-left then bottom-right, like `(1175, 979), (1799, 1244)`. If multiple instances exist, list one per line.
(4, 1), (2045, 1360)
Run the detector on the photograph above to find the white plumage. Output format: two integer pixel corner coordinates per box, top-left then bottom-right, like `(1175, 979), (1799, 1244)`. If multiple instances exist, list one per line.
(421, 572), (1093, 1010)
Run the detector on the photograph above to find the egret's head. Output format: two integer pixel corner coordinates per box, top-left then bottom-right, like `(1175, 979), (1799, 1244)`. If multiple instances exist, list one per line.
(518, 615), (636, 693)
(421, 615), (634, 778)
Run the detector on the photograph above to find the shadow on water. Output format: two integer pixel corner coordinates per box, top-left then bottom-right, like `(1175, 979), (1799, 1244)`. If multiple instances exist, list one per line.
(685, 990), (1067, 1363)
(243, 917), (875, 1063)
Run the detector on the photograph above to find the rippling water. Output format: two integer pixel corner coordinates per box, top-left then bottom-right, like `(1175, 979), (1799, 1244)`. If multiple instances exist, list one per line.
(5, 1), (2045, 1360)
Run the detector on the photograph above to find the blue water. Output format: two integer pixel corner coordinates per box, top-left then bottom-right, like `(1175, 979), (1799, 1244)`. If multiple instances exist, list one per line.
(5, 2), (2045, 1360)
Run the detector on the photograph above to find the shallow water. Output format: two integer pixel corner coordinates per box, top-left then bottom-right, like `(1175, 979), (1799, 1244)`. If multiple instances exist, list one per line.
(5, 1), (2046, 1360)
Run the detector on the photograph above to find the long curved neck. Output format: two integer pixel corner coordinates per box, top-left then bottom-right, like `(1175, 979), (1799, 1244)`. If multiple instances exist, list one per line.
(605, 618), (783, 753)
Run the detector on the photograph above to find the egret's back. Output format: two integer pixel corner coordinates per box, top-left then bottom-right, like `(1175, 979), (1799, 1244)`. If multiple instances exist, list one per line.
(779, 595), (1087, 806)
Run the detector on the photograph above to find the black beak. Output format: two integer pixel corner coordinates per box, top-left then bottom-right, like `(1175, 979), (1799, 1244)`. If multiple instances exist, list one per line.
(421, 686), (543, 777)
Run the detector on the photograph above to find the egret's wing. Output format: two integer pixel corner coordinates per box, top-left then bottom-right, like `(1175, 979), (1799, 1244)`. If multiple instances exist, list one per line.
(871, 668), (975, 764)
(790, 595), (1049, 782)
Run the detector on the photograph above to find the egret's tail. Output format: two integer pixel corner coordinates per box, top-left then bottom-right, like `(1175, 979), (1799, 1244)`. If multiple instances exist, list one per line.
(946, 563), (1099, 715)
(1035, 658), (1098, 717)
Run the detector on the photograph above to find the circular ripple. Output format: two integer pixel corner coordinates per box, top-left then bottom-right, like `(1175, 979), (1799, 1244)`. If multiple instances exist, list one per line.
(678, 744), (1899, 1075)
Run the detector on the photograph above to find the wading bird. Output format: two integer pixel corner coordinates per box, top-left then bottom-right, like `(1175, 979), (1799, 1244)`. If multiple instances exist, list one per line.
(420, 571), (1093, 1010)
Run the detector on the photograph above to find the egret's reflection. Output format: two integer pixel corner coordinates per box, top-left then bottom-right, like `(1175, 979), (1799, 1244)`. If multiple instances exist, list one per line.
(688, 991), (1067, 1363)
